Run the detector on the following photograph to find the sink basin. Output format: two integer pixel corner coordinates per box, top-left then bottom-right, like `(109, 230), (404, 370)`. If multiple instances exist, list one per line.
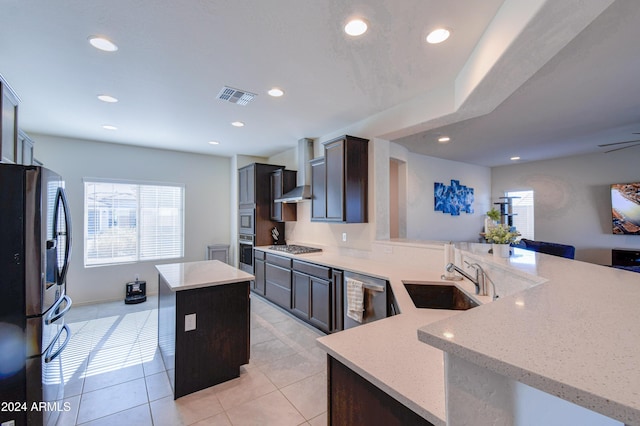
(403, 282), (479, 310)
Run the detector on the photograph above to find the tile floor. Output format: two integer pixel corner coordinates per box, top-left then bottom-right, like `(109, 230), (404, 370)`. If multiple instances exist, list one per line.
(57, 294), (328, 425)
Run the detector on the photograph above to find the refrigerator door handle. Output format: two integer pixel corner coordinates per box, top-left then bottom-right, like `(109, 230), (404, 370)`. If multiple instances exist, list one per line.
(45, 324), (71, 363)
(54, 187), (72, 285)
(45, 295), (72, 325)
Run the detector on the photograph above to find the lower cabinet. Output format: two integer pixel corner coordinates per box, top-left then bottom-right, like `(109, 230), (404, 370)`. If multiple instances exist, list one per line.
(292, 260), (332, 333)
(253, 249), (344, 334)
(264, 253), (292, 309)
(253, 252), (266, 295)
(328, 355), (434, 425)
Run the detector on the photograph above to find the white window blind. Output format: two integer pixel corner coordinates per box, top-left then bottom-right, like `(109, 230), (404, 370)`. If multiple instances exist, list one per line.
(506, 190), (534, 240)
(84, 180), (184, 266)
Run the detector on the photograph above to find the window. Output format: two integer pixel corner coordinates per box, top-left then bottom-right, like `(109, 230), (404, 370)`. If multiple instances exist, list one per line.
(84, 180), (184, 266)
(506, 190), (534, 240)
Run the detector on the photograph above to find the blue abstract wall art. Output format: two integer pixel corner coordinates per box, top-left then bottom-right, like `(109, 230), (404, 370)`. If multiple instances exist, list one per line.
(434, 180), (474, 216)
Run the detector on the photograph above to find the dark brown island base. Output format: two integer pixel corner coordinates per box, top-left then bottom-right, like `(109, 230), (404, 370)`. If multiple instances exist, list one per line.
(156, 260), (254, 399)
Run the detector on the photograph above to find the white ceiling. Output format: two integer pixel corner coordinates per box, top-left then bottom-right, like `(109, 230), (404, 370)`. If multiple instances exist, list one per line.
(1, 1), (638, 166)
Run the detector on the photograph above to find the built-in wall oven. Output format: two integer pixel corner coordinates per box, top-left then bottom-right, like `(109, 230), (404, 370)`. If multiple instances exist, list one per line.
(238, 234), (254, 274)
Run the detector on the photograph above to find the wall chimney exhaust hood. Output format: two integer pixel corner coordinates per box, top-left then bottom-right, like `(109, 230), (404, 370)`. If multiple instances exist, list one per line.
(275, 138), (314, 203)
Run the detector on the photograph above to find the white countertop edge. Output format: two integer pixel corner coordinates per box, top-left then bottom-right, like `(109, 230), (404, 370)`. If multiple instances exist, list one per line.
(156, 260), (255, 291)
(417, 327), (639, 424)
(317, 327), (446, 426)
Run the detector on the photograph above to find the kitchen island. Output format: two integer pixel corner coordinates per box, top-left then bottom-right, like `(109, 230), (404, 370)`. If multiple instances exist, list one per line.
(258, 240), (640, 425)
(156, 260), (253, 399)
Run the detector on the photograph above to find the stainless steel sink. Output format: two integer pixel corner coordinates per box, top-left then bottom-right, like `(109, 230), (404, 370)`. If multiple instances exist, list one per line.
(403, 282), (479, 310)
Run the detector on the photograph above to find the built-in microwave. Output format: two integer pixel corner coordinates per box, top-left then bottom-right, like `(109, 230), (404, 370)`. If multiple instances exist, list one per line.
(239, 208), (254, 235)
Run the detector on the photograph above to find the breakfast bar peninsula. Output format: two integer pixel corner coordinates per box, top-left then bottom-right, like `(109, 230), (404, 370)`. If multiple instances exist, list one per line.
(156, 260), (253, 398)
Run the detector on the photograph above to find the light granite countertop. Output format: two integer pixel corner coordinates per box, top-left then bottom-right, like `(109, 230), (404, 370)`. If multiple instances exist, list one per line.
(156, 259), (254, 291)
(418, 249), (640, 425)
(257, 242), (640, 425)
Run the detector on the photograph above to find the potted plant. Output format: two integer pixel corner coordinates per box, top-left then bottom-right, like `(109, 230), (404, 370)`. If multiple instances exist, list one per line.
(484, 207), (501, 233)
(486, 207), (501, 222)
(485, 224), (520, 257)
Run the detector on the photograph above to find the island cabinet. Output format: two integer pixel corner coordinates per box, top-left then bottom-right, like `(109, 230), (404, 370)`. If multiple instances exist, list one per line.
(311, 135), (368, 223)
(270, 168), (297, 222)
(328, 356), (434, 426)
(264, 253), (292, 309)
(156, 260), (253, 399)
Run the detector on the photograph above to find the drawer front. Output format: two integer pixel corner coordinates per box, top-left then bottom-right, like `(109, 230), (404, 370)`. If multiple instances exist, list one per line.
(266, 253), (292, 269)
(265, 263), (291, 290)
(265, 282), (291, 309)
(254, 249), (266, 261)
(292, 259), (331, 280)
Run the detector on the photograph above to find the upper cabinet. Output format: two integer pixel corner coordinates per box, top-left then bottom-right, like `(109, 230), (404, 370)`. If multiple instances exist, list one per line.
(238, 164), (256, 207)
(311, 135), (368, 223)
(270, 168), (297, 222)
(17, 130), (34, 165)
(310, 157), (326, 221)
(1, 75), (19, 164)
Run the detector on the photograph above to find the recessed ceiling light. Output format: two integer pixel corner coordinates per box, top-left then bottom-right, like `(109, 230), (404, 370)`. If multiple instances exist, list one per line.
(510, 156), (521, 161)
(268, 88), (284, 97)
(97, 94), (118, 103)
(208, 141), (220, 145)
(88, 36), (118, 52)
(438, 136), (451, 143)
(231, 121), (245, 127)
(426, 28), (450, 44)
(102, 125), (117, 130)
(345, 19), (368, 36)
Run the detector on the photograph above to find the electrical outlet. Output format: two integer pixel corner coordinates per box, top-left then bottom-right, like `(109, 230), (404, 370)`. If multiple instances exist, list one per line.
(185, 313), (196, 332)
(342, 232), (347, 242)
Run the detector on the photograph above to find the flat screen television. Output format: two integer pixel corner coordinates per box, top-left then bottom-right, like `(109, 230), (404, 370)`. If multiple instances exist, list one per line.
(611, 182), (640, 234)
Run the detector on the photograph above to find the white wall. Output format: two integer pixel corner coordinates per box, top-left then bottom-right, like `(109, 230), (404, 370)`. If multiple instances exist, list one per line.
(491, 148), (640, 264)
(33, 134), (231, 304)
(407, 153), (492, 242)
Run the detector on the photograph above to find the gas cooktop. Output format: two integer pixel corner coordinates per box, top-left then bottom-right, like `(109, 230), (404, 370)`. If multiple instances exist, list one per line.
(268, 244), (322, 255)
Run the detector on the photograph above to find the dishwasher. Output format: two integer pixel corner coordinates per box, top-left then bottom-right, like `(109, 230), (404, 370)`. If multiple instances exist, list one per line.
(343, 271), (389, 329)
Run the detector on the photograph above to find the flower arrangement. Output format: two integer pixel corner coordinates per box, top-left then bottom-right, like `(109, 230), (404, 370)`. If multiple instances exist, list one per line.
(485, 224), (520, 244)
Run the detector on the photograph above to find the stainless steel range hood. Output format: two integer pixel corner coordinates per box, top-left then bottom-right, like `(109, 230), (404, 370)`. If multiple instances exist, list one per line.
(275, 138), (314, 203)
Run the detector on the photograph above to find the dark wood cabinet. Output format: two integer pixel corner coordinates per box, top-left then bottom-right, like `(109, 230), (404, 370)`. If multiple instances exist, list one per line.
(253, 250), (266, 295)
(238, 163), (285, 246)
(310, 157), (327, 221)
(254, 250), (343, 334)
(310, 276), (331, 332)
(271, 169), (297, 222)
(1, 76), (19, 164)
(238, 165), (254, 207)
(331, 269), (344, 333)
(264, 253), (292, 309)
(291, 260), (332, 333)
(292, 271), (311, 318)
(158, 275), (250, 399)
(328, 356), (434, 426)
(312, 135), (368, 223)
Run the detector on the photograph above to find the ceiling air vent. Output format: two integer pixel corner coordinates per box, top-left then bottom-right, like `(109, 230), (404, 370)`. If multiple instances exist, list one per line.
(216, 86), (257, 106)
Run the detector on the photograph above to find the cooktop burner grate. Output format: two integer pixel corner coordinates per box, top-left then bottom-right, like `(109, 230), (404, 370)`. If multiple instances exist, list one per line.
(268, 244), (322, 255)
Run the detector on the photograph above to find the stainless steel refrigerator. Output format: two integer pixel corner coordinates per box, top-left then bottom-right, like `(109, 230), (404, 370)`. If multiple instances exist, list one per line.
(0, 164), (73, 426)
